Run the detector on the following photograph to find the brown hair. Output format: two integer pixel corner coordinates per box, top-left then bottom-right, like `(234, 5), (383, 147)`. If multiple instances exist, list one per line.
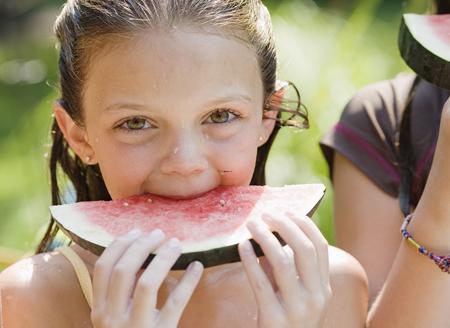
(435, 0), (450, 14)
(36, 0), (308, 253)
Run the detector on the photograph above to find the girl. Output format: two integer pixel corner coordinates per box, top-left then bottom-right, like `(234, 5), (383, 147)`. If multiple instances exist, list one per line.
(0, 1), (367, 327)
(321, 1), (450, 326)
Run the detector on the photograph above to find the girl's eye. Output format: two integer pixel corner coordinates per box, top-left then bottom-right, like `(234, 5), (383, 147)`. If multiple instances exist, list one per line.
(119, 117), (152, 131)
(206, 109), (239, 124)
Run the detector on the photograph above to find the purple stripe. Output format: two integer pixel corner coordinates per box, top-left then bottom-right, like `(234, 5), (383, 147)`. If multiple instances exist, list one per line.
(415, 143), (436, 178)
(334, 123), (400, 183)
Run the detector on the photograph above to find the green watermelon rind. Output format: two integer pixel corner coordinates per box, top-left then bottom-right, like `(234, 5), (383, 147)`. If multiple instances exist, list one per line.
(51, 184), (325, 270)
(399, 14), (450, 90)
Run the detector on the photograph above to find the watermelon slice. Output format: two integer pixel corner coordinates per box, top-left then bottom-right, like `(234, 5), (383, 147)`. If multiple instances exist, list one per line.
(50, 184), (325, 270)
(399, 13), (450, 89)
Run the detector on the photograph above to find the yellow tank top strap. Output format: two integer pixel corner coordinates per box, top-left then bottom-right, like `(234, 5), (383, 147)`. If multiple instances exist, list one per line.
(57, 246), (93, 309)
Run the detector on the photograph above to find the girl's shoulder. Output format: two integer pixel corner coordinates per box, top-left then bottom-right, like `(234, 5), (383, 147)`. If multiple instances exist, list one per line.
(328, 245), (367, 280)
(327, 246), (369, 326)
(0, 250), (91, 327)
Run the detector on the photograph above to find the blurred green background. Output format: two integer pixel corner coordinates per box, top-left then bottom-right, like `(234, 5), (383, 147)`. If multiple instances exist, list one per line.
(0, 0), (430, 270)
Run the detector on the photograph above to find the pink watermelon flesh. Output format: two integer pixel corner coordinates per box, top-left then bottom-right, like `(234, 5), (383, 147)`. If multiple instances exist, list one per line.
(399, 14), (450, 89)
(50, 184), (325, 269)
(428, 15), (450, 46)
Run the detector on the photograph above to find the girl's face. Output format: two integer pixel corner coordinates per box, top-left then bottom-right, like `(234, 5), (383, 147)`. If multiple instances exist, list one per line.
(56, 29), (275, 200)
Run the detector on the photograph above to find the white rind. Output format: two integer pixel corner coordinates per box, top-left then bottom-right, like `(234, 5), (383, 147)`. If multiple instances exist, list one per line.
(51, 206), (114, 247)
(405, 14), (450, 62)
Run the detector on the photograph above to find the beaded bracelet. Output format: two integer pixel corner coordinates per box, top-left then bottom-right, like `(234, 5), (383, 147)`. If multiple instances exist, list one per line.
(401, 214), (450, 273)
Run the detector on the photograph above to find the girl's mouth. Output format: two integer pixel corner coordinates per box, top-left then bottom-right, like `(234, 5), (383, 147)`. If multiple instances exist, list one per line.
(145, 188), (216, 201)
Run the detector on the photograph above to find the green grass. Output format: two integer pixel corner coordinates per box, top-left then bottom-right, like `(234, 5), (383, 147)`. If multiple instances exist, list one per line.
(0, 0), (422, 268)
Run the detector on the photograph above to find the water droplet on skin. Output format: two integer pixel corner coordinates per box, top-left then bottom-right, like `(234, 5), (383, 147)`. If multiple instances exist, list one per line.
(173, 147), (178, 154)
(123, 202), (129, 207)
(94, 137), (99, 143)
(147, 198), (153, 203)
(204, 133), (210, 140)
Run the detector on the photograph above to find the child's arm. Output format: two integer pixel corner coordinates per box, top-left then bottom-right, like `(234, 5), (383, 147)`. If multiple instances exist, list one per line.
(333, 152), (403, 305)
(334, 100), (450, 327)
(91, 229), (203, 328)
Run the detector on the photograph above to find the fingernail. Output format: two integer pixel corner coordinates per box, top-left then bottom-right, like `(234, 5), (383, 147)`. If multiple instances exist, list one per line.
(187, 261), (202, 273)
(128, 229), (142, 237)
(167, 238), (181, 250)
(261, 214), (273, 222)
(247, 220), (265, 232)
(241, 240), (254, 254)
(149, 229), (165, 240)
(247, 220), (258, 229)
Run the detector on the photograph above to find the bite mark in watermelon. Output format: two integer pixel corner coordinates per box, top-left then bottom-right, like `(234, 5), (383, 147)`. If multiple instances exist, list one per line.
(399, 13), (450, 89)
(50, 184), (325, 270)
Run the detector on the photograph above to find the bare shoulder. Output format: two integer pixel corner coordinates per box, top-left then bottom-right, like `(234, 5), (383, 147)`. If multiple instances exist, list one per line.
(0, 251), (91, 328)
(326, 246), (369, 327)
(328, 245), (367, 281)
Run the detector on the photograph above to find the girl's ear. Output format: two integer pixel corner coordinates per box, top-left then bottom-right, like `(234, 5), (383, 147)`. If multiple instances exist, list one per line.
(258, 108), (277, 147)
(258, 87), (284, 147)
(53, 102), (97, 165)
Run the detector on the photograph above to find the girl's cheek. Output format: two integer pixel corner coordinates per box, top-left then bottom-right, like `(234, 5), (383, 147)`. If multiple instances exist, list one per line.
(211, 136), (258, 184)
(95, 143), (159, 198)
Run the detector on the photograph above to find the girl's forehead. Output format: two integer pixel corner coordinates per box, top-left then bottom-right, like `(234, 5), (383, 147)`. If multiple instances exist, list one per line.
(83, 29), (264, 111)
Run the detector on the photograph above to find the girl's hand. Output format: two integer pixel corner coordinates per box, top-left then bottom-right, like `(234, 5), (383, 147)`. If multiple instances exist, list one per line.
(91, 229), (204, 328)
(238, 213), (332, 328)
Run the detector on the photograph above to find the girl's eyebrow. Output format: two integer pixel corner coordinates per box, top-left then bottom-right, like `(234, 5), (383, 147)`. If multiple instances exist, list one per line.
(103, 103), (149, 112)
(204, 93), (253, 106)
(102, 93), (253, 113)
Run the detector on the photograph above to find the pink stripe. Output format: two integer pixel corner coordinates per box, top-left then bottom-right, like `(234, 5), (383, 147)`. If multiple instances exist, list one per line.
(335, 123), (400, 183)
(415, 144), (436, 177)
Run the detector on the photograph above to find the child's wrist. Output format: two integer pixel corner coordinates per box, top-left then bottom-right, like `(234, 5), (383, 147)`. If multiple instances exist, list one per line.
(402, 214), (450, 273)
(407, 210), (450, 252)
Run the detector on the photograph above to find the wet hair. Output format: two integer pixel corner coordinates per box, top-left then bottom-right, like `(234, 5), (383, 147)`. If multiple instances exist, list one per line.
(36, 0), (308, 253)
(435, 0), (450, 14)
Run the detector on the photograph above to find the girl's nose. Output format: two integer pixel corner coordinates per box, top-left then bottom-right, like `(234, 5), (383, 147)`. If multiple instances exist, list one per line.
(159, 137), (209, 177)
